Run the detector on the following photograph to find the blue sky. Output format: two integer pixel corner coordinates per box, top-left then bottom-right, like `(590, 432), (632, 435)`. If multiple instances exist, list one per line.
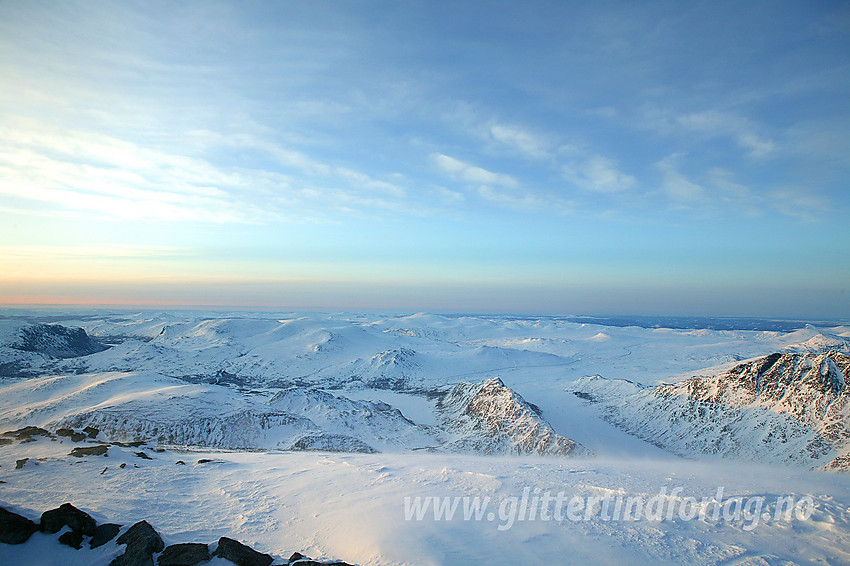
(1, 0), (848, 317)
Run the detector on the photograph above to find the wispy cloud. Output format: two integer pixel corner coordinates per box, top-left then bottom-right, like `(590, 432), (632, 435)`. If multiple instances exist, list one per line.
(655, 154), (706, 203)
(562, 155), (636, 193)
(486, 123), (551, 159)
(654, 157), (828, 221)
(768, 187), (828, 221)
(676, 111), (776, 158)
(0, 117), (428, 223)
(431, 154), (518, 188)
(431, 152), (572, 212)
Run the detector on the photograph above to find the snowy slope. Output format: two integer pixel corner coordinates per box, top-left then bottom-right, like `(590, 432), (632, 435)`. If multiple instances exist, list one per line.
(2, 436), (849, 566)
(570, 351), (850, 468)
(268, 387), (437, 452)
(2, 309), (850, 565)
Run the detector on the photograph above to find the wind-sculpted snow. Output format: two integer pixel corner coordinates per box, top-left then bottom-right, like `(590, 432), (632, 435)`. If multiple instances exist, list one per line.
(438, 377), (589, 456)
(571, 351), (850, 468)
(268, 387), (438, 451)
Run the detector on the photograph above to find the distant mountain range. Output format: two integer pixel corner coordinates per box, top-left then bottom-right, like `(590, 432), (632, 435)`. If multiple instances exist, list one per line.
(1, 313), (849, 470)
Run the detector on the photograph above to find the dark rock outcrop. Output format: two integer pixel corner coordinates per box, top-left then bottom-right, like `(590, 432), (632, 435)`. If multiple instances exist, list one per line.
(58, 428), (88, 442)
(70, 445), (109, 457)
(58, 529), (84, 549)
(0, 506), (39, 544)
(12, 323), (108, 358)
(2, 504), (359, 566)
(110, 520), (164, 566)
(289, 433), (378, 454)
(158, 542), (210, 566)
(287, 554), (355, 566)
(91, 523), (122, 548)
(212, 537), (273, 566)
(40, 503), (97, 536)
(3, 426), (51, 440)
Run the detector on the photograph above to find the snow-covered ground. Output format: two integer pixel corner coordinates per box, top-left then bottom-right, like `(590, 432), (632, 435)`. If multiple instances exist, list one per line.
(1, 309), (849, 564)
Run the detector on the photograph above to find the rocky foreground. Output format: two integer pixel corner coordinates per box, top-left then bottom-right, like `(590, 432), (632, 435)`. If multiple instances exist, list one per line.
(0, 502), (355, 566)
(0, 425), (358, 565)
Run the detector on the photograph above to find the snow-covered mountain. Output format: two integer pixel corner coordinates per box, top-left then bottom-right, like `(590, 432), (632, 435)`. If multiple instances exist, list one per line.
(0, 321), (108, 377)
(268, 386), (437, 452)
(2, 310), (849, 464)
(437, 377), (587, 456)
(570, 351), (850, 469)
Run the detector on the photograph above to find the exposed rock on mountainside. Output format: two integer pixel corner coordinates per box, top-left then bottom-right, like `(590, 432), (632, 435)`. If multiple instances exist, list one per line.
(438, 377), (589, 456)
(0, 321), (109, 377)
(58, 408), (319, 450)
(12, 323), (108, 359)
(571, 351), (850, 468)
(286, 432), (379, 453)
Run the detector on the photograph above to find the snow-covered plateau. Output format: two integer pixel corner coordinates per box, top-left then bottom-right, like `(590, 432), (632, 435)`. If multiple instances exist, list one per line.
(1, 309), (849, 565)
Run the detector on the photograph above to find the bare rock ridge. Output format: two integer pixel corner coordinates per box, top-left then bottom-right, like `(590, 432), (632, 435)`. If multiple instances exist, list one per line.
(12, 323), (108, 359)
(438, 377), (589, 456)
(0, 320), (110, 377)
(0, 503), (356, 565)
(571, 350), (850, 469)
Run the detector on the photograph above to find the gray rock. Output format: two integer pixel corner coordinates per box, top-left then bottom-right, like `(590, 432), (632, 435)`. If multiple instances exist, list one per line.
(0, 506), (39, 544)
(212, 537), (273, 566)
(70, 445), (109, 457)
(110, 520), (165, 566)
(84, 426), (100, 438)
(91, 523), (122, 548)
(40, 503), (97, 536)
(158, 542), (210, 565)
(15, 458), (28, 469)
(3, 426), (51, 440)
(59, 529), (84, 549)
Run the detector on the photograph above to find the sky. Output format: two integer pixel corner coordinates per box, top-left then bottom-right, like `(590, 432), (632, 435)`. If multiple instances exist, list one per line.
(1, 0), (849, 318)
